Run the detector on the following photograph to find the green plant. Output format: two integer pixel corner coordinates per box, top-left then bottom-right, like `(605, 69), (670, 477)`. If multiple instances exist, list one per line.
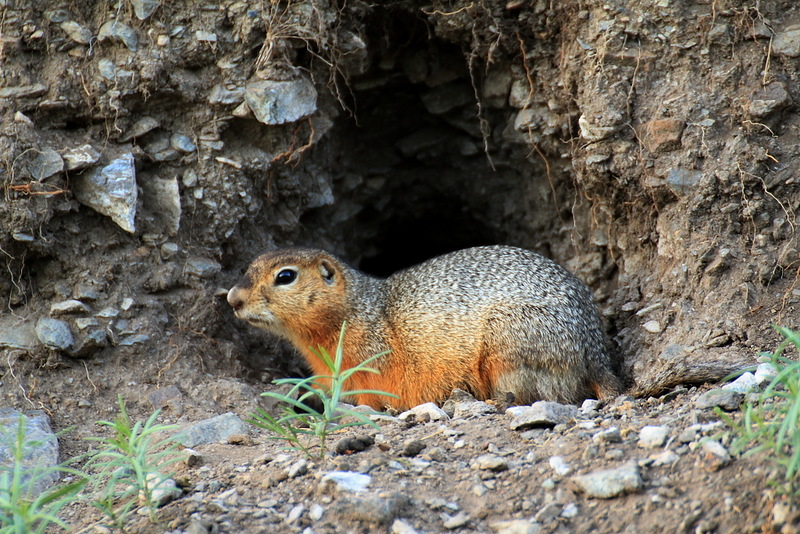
(87, 396), (181, 528)
(723, 326), (800, 496)
(249, 322), (396, 460)
(0, 415), (86, 534)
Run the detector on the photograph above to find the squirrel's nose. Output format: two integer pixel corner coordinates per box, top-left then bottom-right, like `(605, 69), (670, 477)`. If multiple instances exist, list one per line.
(227, 287), (244, 312)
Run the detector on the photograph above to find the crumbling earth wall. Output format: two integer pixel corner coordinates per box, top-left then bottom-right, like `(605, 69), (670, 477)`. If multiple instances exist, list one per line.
(1, 0), (798, 410)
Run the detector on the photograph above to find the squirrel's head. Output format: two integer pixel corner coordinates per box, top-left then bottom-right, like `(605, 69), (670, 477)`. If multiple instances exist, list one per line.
(227, 248), (347, 343)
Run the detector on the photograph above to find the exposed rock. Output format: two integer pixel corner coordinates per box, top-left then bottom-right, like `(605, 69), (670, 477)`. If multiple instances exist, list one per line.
(665, 169), (702, 195)
(244, 77), (317, 125)
(773, 26), (800, 57)
(401, 440), (427, 457)
(68, 328), (108, 358)
(0, 409), (60, 493)
(636, 119), (685, 152)
(62, 145), (101, 171)
(174, 413), (249, 447)
(548, 455), (571, 476)
(29, 149), (64, 180)
(442, 388), (498, 418)
(131, 0), (160, 20)
(72, 153), (138, 233)
(506, 401), (578, 430)
(570, 462), (643, 499)
(578, 115), (619, 141)
(141, 473), (181, 507)
(722, 372), (758, 393)
(35, 318), (74, 350)
(471, 454), (508, 472)
(593, 426), (622, 443)
(643, 320), (662, 334)
(170, 133), (197, 153)
(208, 84), (245, 105)
(638, 425), (669, 448)
(398, 403), (450, 423)
(120, 117), (160, 142)
(141, 175), (181, 236)
(184, 257), (222, 278)
(60, 21), (92, 44)
(0, 83), (48, 99)
(321, 471), (371, 493)
(701, 440), (732, 470)
(50, 299), (91, 315)
(98, 19), (139, 51)
(755, 362), (778, 386)
(490, 519), (542, 534)
(695, 388), (744, 411)
(0, 316), (37, 350)
(749, 82), (791, 117)
(443, 512), (470, 530)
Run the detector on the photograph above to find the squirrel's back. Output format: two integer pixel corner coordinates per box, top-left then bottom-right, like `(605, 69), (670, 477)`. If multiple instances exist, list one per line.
(228, 245), (621, 410)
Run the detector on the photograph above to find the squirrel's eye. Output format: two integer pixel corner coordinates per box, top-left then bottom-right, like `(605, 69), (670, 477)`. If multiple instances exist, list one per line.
(275, 269), (297, 285)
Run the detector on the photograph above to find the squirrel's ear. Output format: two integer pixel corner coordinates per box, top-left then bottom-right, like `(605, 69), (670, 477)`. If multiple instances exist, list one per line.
(319, 258), (336, 285)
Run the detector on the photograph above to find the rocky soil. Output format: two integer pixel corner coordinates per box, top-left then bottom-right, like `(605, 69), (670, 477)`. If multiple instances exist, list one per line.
(1, 0), (800, 532)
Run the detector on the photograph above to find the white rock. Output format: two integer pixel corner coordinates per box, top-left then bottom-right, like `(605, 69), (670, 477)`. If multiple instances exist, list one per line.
(489, 519), (541, 534)
(755, 363), (778, 386)
(643, 320), (663, 334)
(638, 425), (669, 448)
(549, 456), (571, 476)
(398, 402), (450, 422)
(722, 372), (758, 393)
(570, 462), (642, 499)
(320, 471), (371, 493)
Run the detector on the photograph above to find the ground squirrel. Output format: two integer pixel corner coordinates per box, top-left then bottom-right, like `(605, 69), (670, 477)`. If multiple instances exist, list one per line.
(227, 245), (622, 411)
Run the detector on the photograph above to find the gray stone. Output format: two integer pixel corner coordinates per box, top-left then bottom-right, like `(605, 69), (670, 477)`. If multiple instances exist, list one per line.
(72, 153), (138, 233)
(0, 83), (48, 99)
(120, 117), (160, 142)
(118, 334), (150, 346)
(184, 257), (222, 278)
(398, 402), (450, 422)
(666, 169), (702, 195)
(722, 372), (758, 393)
(98, 19), (138, 50)
(29, 149), (64, 180)
(286, 459), (308, 479)
(130, 0), (160, 20)
(174, 413), (249, 447)
(208, 84), (245, 105)
(773, 26), (800, 57)
(60, 21), (92, 44)
(651, 450), (680, 466)
(244, 77), (317, 125)
(35, 318), (74, 351)
(490, 519), (541, 534)
(749, 82), (790, 117)
(443, 512), (469, 530)
(638, 425), (669, 448)
(50, 299), (91, 315)
(321, 471), (371, 493)
(170, 133), (196, 153)
(98, 59), (135, 85)
(63, 145), (101, 171)
(74, 317), (100, 330)
(696, 388), (744, 411)
(593, 426), (622, 443)
(570, 462), (643, 499)
(506, 401), (578, 430)
(142, 473), (181, 507)
(141, 176), (181, 236)
(0, 316), (37, 350)
(471, 454), (508, 472)
(442, 388), (497, 418)
(329, 492), (409, 526)
(534, 503), (561, 522)
(195, 31), (217, 43)
(0, 409), (60, 493)
(69, 328), (109, 358)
